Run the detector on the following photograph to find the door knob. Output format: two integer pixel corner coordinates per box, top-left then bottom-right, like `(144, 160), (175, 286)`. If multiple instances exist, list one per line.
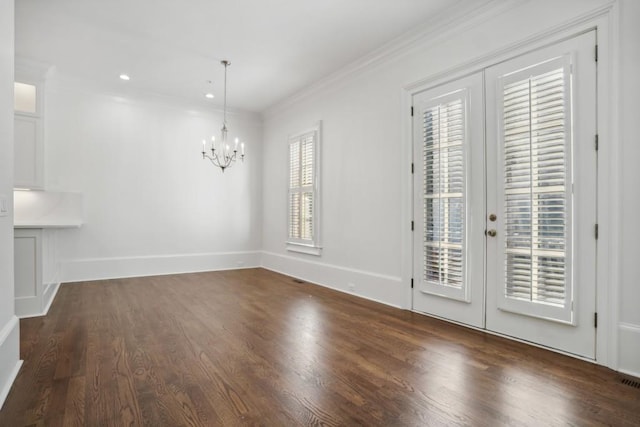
(489, 213), (497, 222)
(487, 229), (497, 237)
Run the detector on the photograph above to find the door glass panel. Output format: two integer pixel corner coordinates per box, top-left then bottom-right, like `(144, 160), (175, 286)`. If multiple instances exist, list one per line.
(498, 55), (574, 322)
(421, 91), (469, 301)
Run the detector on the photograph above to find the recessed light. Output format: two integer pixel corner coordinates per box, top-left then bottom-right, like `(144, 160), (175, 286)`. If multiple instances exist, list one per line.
(205, 93), (214, 99)
(119, 74), (130, 81)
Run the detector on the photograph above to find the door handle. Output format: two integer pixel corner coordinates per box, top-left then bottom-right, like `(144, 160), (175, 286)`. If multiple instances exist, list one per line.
(487, 229), (497, 237)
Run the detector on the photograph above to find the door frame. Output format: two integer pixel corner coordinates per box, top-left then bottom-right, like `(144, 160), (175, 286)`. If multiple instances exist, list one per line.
(400, 6), (618, 369)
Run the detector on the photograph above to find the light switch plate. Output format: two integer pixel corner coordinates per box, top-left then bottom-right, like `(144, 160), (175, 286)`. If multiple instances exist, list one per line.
(0, 194), (8, 217)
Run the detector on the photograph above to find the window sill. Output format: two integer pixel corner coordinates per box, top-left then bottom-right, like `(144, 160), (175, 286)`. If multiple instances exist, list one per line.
(286, 242), (322, 256)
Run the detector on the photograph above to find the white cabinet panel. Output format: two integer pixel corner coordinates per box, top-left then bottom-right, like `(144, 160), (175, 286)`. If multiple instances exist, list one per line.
(14, 115), (43, 189)
(14, 233), (39, 298)
(14, 82), (37, 114)
(14, 228), (60, 318)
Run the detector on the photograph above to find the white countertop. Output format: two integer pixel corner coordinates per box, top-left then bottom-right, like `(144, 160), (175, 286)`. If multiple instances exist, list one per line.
(14, 221), (82, 229)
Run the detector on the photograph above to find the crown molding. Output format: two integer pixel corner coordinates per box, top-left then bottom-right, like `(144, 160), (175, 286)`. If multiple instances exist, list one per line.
(262, 0), (525, 119)
(404, 0), (616, 93)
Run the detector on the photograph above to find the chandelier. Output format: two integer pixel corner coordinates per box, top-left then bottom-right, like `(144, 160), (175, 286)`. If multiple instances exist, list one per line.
(201, 60), (245, 172)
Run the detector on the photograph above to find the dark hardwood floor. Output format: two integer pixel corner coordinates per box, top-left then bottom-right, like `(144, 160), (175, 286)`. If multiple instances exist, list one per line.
(1, 268), (638, 426)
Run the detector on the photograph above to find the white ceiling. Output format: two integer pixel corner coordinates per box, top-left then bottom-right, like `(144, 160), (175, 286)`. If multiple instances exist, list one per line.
(15, 0), (486, 112)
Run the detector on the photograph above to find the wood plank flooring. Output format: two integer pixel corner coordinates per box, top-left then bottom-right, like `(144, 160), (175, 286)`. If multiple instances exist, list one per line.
(1, 268), (639, 426)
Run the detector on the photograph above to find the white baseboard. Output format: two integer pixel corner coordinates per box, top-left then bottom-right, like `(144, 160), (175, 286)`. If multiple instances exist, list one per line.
(618, 322), (640, 378)
(16, 282), (61, 319)
(260, 251), (404, 308)
(60, 251), (261, 283)
(15, 295), (42, 318)
(42, 281), (59, 314)
(0, 316), (22, 410)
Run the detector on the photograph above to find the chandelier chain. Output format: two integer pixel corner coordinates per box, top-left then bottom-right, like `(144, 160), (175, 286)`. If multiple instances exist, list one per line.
(222, 60), (228, 127)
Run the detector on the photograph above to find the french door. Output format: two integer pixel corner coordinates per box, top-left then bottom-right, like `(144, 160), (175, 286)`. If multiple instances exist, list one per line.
(412, 72), (485, 328)
(412, 31), (597, 358)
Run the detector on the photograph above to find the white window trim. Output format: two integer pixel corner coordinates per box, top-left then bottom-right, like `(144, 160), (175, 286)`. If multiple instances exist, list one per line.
(286, 121), (322, 256)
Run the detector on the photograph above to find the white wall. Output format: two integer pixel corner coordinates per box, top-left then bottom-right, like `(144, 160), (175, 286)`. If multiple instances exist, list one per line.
(262, 0), (639, 374)
(262, 70), (407, 306)
(617, 0), (640, 376)
(262, 0), (610, 301)
(44, 82), (263, 281)
(0, 0), (21, 409)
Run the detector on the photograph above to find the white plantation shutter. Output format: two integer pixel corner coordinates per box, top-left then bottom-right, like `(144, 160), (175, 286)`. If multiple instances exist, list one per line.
(289, 142), (301, 239)
(301, 192), (313, 240)
(287, 123), (321, 254)
(500, 57), (573, 313)
(422, 93), (467, 296)
(289, 193), (300, 239)
(301, 137), (314, 240)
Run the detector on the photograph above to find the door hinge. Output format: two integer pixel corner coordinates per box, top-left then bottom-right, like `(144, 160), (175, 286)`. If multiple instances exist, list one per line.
(595, 223), (599, 240)
(595, 44), (598, 62)
(411, 221), (414, 231)
(411, 163), (414, 174)
(411, 106), (414, 117)
(594, 312), (598, 328)
(411, 278), (414, 289)
(595, 134), (599, 151)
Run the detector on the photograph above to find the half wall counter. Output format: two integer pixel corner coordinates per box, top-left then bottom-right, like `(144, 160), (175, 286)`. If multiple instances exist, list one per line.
(14, 191), (82, 318)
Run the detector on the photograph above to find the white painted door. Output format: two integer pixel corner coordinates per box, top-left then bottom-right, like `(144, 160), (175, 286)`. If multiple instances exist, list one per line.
(412, 72), (485, 328)
(412, 31), (597, 358)
(485, 31), (597, 358)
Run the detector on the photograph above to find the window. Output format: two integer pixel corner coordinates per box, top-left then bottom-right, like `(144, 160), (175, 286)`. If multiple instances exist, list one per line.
(287, 122), (321, 255)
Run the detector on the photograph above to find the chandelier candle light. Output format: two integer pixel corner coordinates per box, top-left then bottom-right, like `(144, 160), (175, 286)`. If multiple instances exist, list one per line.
(202, 60), (245, 172)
